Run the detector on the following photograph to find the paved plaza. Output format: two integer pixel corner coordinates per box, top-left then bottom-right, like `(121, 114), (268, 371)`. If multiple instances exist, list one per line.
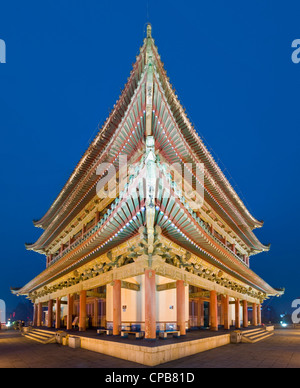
(0, 329), (300, 368)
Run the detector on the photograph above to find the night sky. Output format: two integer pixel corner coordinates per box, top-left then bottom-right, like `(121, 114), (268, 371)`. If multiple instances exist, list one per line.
(0, 0), (299, 319)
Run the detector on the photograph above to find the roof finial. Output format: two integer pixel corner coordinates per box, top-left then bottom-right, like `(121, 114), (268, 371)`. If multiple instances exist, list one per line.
(147, 24), (152, 39)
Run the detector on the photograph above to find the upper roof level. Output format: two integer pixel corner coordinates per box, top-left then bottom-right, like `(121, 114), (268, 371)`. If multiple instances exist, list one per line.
(26, 25), (269, 257)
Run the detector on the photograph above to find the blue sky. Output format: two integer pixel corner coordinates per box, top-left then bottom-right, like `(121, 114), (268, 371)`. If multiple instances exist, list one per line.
(0, 0), (299, 318)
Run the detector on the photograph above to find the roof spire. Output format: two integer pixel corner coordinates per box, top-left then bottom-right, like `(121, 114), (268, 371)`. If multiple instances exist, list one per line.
(147, 24), (152, 39)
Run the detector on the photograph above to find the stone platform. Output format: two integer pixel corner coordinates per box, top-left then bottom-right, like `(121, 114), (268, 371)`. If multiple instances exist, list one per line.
(29, 327), (234, 366)
(78, 331), (230, 366)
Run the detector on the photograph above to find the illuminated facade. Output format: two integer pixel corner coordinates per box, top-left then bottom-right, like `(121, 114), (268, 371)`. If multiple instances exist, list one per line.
(12, 25), (283, 338)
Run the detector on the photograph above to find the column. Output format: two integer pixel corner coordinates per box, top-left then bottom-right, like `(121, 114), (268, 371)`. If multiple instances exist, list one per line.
(210, 290), (218, 331)
(243, 300), (248, 328)
(235, 298), (240, 329)
(79, 290), (87, 332)
(47, 300), (53, 328)
(197, 298), (204, 327)
(101, 298), (107, 327)
(258, 304), (262, 326)
(67, 294), (73, 330)
(37, 302), (43, 327)
(220, 297), (224, 326)
(252, 303), (257, 326)
(145, 269), (156, 339)
(113, 280), (121, 335)
(55, 297), (61, 329)
(222, 295), (230, 330)
(176, 280), (186, 335)
(93, 298), (99, 327)
(232, 244), (236, 255)
(33, 304), (37, 327)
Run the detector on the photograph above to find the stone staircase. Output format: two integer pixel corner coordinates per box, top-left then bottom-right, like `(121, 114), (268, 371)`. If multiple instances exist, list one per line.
(23, 328), (56, 344)
(241, 326), (274, 343)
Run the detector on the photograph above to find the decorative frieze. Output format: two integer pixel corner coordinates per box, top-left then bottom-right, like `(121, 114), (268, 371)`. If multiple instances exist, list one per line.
(121, 280), (140, 292)
(156, 282), (177, 292)
(31, 241), (265, 305)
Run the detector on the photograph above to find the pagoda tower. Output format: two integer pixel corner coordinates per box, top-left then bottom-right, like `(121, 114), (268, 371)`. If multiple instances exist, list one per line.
(12, 25), (283, 338)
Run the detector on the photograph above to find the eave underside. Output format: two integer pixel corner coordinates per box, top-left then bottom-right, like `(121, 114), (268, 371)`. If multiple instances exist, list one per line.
(15, 230), (280, 303)
(17, 206), (278, 300)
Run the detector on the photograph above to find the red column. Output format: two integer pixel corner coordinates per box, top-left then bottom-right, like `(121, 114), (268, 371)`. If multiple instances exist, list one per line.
(101, 299), (107, 328)
(55, 298), (61, 329)
(210, 290), (218, 331)
(232, 244), (236, 255)
(220, 297), (224, 326)
(47, 300), (53, 328)
(47, 254), (53, 268)
(243, 300), (248, 328)
(252, 303), (257, 326)
(37, 303), (42, 327)
(222, 295), (230, 330)
(33, 304), (37, 326)
(79, 290), (87, 332)
(93, 298), (99, 327)
(67, 294), (73, 330)
(197, 298), (204, 327)
(176, 280), (186, 335)
(113, 280), (121, 335)
(235, 299), (240, 329)
(258, 304), (262, 325)
(145, 269), (156, 339)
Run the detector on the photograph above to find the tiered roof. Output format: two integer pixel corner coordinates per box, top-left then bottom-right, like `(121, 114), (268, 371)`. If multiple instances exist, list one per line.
(19, 25), (281, 298)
